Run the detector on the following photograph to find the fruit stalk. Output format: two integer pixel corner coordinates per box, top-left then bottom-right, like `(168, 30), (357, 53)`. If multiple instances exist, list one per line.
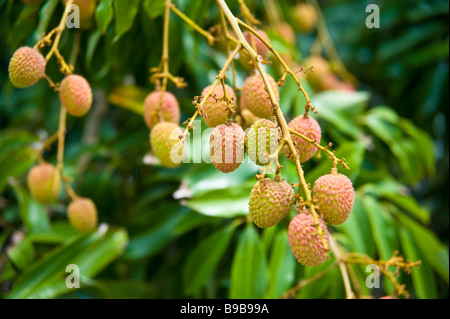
(181, 42), (242, 141)
(216, 0), (328, 250)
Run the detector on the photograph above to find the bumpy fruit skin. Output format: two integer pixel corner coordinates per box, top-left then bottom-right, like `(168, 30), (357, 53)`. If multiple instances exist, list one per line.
(144, 91), (180, 129)
(313, 171), (355, 225)
(59, 74), (93, 117)
(288, 210), (329, 266)
(243, 30), (270, 59)
(240, 74), (279, 119)
(209, 123), (245, 173)
(150, 122), (183, 168)
(67, 198), (98, 232)
(246, 119), (280, 166)
(201, 84), (236, 127)
(27, 163), (61, 204)
(8, 47), (46, 88)
(285, 115), (321, 163)
(294, 3), (317, 33)
(249, 178), (294, 228)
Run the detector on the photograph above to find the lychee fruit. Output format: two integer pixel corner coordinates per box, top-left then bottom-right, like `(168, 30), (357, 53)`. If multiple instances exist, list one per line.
(240, 109), (260, 129)
(249, 178), (294, 228)
(144, 91), (180, 129)
(150, 121), (184, 168)
(294, 3), (317, 33)
(304, 55), (331, 89)
(246, 119), (280, 166)
(274, 22), (296, 44)
(288, 210), (329, 266)
(240, 73), (279, 119)
(59, 74), (93, 117)
(209, 123), (245, 173)
(27, 163), (61, 204)
(8, 46), (46, 88)
(201, 84), (236, 127)
(243, 30), (270, 59)
(313, 170), (355, 225)
(285, 115), (321, 163)
(67, 197), (98, 232)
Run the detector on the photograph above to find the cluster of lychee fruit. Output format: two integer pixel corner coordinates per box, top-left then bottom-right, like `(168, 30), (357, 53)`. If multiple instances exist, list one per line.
(8, 44), (97, 233)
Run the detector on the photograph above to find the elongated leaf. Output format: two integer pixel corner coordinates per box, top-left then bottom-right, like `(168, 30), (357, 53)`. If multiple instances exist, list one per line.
(143, 0), (165, 19)
(113, 0), (140, 42)
(399, 228), (437, 299)
(266, 230), (296, 298)
(7, 228), (127, 299)
(230, 224), (267, 298)
(10, 182), (51, 235)
(33, 0), (59, 42)
(183, 223), (237, 295)
(95, 0), (113, 34)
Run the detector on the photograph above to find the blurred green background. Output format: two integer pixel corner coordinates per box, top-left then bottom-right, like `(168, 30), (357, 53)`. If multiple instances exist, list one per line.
(0, 0), (448, 299)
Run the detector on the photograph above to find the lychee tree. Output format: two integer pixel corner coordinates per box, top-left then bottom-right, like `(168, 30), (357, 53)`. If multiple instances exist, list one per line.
(0, 0), (448, 300)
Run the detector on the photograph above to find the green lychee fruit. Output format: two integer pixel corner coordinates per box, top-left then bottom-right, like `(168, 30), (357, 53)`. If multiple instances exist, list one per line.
(243, 30), (270, 59)
(67, 197), (98, 232)
(150, 121), (183, 168)
(27, 163), (61, 204)
(249, 178), (294, 228)
(209, 123), (245, 173)
(246, 119), (280, 166)
(285, 115), (321, 163)
(144, 91), (180, 129)
(288, 210), (329, 266)
(294, 3), (317, 33)
(59, 74), (93, 117)
(240, 73), (279, 119)
(8, 46), (46, 88)
(313, 170), (355, 225)
(201, 84), (236, 127)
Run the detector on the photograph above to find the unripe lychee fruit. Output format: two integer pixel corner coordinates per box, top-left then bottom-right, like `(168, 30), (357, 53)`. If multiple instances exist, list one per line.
(246, 119), (280, 166)
(201, 84), (236, 127)
(144, 91), (180, 129)
(274, 22), (296, 43)
(294, 3), (317, 33)
(304, 55), (331, 89)
(27, 163), (61, 204)
(240, 73), (279, 119)
(313, 170), (355, 225)
(59, 74), (93, 117)
(249, 178), (294, 228)
(150, 121), (183, 168)
(243, 30), (270, 59)
(285, 115), (321, 163)
(67, 197), (98, 232)
(209, 123), (245, 173)
(288, 210), (329, 266)
(240, 109), (260, 129)
(8, 46), (46, 88)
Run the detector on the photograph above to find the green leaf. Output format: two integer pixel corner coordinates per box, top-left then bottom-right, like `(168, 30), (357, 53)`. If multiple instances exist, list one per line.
(187, 185), (253, 218)
(28, 221), (79, 244)
(33, 0), (59, 42)
(7, 237), (36, 272)
(183, 223), (237, 295)
(266, 230), (296, 298)
(399, 228), (437, 299)
(143, 0), (165, 19)
(230, 223), (267, 298)
(10, 182), (51, 235)
(113, 0), (140, 42)
(7, 228), (128, 299)
(395, 212), (449, 283)
(95, 0), (113, 34)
